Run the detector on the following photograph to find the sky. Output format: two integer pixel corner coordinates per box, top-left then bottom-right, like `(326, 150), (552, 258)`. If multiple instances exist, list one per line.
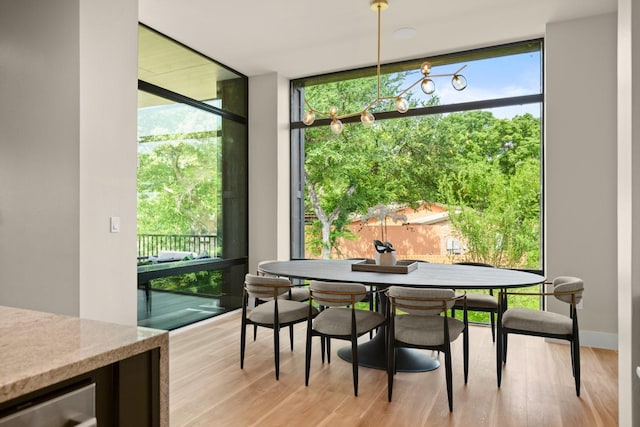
(406, 50), (542, 119)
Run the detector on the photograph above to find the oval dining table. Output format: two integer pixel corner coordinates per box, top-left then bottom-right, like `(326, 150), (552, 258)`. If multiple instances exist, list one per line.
(258, 259), (545, 372)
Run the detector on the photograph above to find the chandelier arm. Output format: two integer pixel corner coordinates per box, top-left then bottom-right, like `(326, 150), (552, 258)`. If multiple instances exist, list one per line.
(395, 77), (426, 98)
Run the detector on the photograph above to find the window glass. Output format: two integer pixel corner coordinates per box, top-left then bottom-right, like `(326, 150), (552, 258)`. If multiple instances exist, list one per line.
(137, 24), (248, 330)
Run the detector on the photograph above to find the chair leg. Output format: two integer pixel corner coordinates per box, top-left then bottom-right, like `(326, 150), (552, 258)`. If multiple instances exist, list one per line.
(351, 337), (359, 396)
(320, 337), (326, 363)
(289, 325), (294, 351)
(274, 325), (280, 380)
(253, 324), (258, 341)
(387, 341), (395, 401)
(305, 324), (312, 387)
(444, 347), (453, 412)
(327, 338), (331, 364)
(496, 326), (503, 387)
(503, 333), (508, 363)
(463, 328), (469, 384)
(573, 337), (581, 396)
(240, 321), (247, 369)
(490, 311), (496, 343)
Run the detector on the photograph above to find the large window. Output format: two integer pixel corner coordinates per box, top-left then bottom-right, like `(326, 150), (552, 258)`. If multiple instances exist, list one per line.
(137, 24), (248, 330)
(291, 40), (543, 321)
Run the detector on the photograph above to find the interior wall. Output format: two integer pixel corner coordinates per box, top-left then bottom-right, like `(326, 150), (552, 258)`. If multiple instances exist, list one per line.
(0, 0), (138, 325)
(545, 13), (618, 348)
(78, 0), (138, 324)
(0, 0), (81, 316)
(248, 73), (291, 274)
(617, 0), (640, 424)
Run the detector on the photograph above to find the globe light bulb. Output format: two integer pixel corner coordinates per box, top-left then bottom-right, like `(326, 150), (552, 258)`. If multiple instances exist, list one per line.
(330, 118), (343, 134)
(421, 78), (435, 95)
(395, 97), (409, 113)
(329, 106), (339, 117)
(302, 110), (315, 126)
(420, 61), (432, 75)
(361, 110), (375, 126)
(452, 74), (467, 91)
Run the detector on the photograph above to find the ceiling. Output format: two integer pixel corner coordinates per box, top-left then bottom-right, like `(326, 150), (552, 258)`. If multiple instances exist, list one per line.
(139, 0), (617, 80)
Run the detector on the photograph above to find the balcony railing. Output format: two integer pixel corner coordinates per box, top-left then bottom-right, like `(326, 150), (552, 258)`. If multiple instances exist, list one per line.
(137, 234), (218, 260)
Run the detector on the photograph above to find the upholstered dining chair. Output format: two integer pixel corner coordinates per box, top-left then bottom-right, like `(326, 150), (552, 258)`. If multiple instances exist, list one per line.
(252, 260), (310, 341)
(496, 276), (584, 396)
(240, 273), (318, 380)
(386, 286), (468, 412)
(452, 261), (499, 342)
(305, 280), (386, 396)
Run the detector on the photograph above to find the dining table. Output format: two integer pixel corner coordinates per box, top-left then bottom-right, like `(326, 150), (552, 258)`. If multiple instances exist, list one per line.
(258, 259), (545, 372)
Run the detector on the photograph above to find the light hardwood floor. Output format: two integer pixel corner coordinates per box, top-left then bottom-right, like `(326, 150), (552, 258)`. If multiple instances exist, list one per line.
(168, 310), (618, 426)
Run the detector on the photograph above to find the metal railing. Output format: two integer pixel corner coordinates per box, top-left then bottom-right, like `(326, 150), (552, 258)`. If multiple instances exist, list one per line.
(137, 234), (218, 260)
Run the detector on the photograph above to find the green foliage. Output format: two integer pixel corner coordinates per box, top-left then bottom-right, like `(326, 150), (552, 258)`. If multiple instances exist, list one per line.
(303, 75), (542, 268)
(150, 270), (222, 296)
(137, 131), (221, 235)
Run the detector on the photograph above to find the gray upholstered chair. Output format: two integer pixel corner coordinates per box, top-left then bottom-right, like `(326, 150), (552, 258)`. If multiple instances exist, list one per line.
(496, 276), (584, 396)
(240, 273), (318, 380)
(452, 262), (499, 342)
(253, 260), (310, 340)
(304, 280), (386, 396)
(386, 286), (468, 412)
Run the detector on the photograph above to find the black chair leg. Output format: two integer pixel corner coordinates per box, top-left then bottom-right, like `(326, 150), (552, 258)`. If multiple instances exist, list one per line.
(305, 324), (312, 386)
(289, 325), (294, 351)
(327, 338), (331, 364)
(490, 311), (496, 343)
(503, 333), (508, 363)
(253, 324), (257, 341)
(320, 337), (326, 363)
(444, 348), (453, 412)
(240, 321), (247, 369)
(274, 326), (280, 380)
(351, 338), (359, 396)
(496, 325), (503, 387)
(573, 337), (581, 396)
(463, 329), (469, 384)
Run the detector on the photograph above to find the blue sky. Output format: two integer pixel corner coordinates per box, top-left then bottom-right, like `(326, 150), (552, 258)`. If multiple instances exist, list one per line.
(405, 51), (542, 119)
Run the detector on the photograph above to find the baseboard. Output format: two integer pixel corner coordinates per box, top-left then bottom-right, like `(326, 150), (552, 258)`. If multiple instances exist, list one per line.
(545, 330), (618, 350)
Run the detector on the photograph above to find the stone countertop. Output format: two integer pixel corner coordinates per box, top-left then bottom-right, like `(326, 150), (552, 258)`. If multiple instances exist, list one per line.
(0, 305), (169, 405)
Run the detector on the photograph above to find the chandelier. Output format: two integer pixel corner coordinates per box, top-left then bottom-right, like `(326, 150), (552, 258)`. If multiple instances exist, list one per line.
(302, 0), (468, 134)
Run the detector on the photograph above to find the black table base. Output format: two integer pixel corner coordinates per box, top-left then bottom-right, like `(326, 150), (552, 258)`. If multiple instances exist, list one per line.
(336, 333), (440, 372)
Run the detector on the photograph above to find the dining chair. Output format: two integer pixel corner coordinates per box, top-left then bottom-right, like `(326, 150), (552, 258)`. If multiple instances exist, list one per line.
(253, 260), (310, 341)
(452, 261), (499, 342)
(240, 273), (318, 380)
(304, 280), (386, 396)
(496, 276), (583, 396)
(386, 286), (468, 412)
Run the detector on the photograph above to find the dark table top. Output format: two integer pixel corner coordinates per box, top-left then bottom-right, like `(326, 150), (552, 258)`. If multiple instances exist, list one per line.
(258, 259), (544, 289)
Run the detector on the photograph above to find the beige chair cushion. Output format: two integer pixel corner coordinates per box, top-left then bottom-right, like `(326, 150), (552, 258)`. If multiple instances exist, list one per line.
(502, 308), (573, 335)
(394, 315), (465, 346)
(249, 299), (315, 325)
(454, 292), (498, 309)
(313, 308), (385, 336)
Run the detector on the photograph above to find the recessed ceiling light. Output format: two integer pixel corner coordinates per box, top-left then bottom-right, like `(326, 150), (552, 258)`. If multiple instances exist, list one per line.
(393, 27), (417, 40)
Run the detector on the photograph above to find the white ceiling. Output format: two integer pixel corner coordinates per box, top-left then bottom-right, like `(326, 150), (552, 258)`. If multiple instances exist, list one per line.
(139, 0), (616, 80)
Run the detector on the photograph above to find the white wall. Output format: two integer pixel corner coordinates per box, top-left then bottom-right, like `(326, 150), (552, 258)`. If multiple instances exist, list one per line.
(545, 14), (618, 348)
(78, 1), (138, 324)
(248, 73), (291, 274)
(0, 0), (138, 325)
(617, 0), (640, 424)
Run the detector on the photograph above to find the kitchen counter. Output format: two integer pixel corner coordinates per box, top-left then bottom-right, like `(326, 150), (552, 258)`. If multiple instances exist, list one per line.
(0, 305), (168, 425)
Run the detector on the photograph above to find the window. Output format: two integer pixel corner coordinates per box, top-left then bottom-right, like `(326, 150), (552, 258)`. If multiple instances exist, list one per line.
(137, 24), (248, 329)
(290, 40), (543, 273)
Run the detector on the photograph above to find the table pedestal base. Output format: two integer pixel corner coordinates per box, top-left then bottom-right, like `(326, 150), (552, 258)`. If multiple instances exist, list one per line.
(337, 333), (439, 372)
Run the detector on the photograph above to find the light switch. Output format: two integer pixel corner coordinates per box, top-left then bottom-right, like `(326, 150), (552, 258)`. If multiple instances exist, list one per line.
(110, 216), (120, 233)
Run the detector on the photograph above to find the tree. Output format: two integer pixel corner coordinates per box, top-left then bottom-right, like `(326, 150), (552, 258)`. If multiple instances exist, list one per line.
(137, 131), (220, 235)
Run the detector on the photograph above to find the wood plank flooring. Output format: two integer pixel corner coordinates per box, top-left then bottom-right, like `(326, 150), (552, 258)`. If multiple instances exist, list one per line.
(168, 310), (618, 426)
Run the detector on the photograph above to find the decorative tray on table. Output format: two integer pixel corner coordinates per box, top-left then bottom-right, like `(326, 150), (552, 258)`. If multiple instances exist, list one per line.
(351, 259), (418, 274)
